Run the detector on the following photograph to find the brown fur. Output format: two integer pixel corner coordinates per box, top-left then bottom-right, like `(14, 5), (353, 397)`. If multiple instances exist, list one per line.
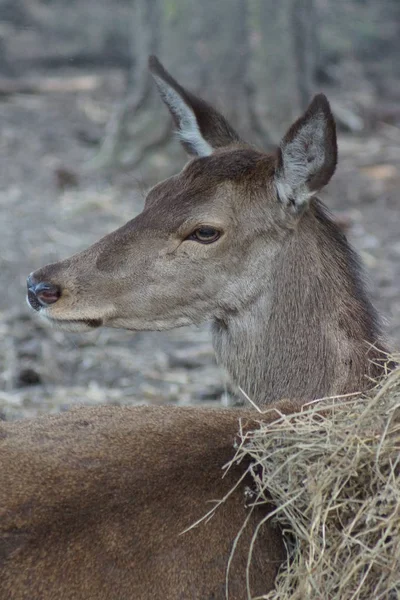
(0, 403), (296, 600)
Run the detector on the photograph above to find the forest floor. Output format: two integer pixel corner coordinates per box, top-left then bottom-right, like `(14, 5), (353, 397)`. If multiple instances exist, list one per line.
(0, 67), (399, 419)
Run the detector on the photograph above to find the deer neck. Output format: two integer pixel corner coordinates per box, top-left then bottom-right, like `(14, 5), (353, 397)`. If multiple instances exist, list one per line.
(212, 201), (385, 406)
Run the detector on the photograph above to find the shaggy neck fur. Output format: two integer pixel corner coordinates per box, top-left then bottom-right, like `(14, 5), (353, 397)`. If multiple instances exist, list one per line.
(212, 200), (386, 405)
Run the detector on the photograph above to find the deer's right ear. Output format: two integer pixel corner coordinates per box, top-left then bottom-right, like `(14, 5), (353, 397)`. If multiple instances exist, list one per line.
(275, 94), (337, 210)
(148, 56), (241, 157)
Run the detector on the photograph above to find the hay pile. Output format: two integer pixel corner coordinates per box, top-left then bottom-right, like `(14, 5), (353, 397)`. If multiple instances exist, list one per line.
(236, 361), (400, 599)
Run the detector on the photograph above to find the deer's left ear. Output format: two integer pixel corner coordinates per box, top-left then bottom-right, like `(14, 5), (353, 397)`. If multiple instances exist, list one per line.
(275, 94), (337, 210)
(149, 55), (241, 157)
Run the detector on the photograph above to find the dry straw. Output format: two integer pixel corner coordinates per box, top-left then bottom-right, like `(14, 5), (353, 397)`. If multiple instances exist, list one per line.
(229, 357), (400, 600)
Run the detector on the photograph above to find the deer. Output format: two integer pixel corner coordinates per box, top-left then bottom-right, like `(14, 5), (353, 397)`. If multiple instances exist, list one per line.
(1, 56), (389, 600)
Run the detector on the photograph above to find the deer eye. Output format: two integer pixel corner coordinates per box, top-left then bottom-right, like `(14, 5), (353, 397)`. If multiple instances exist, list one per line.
(187, 227), (221, 244)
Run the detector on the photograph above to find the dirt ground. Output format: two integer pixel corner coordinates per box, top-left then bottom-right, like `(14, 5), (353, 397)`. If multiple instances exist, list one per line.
(0, 67), (399, 420)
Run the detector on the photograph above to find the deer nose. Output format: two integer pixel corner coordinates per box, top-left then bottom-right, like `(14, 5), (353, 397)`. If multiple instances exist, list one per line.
(27, 275), (61, 310)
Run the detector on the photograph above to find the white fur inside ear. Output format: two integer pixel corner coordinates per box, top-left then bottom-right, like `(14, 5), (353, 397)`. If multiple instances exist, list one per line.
(153, 74), (213, 157)
(276, 113), (326, 207)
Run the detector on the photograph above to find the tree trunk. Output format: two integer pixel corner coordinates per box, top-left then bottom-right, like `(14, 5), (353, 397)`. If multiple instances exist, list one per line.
(92, 0), (318, 175)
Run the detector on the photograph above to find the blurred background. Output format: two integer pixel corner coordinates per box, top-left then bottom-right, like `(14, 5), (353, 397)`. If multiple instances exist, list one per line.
(0, 0), (399, 419)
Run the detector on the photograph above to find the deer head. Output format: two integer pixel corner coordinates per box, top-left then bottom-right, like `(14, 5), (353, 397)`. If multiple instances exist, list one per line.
(27, 56), (384, 404)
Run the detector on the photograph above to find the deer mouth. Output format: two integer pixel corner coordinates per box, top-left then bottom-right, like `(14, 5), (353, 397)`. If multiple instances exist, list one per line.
(43, 316), (103, 332)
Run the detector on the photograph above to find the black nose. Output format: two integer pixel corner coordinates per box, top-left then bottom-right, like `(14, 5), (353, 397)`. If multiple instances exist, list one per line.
(27, 275), (61, 310)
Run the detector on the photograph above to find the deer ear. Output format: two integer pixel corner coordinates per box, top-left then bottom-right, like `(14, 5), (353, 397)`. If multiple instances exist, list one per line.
(275, 94), (337, 210)
(148, 55), (241, 157)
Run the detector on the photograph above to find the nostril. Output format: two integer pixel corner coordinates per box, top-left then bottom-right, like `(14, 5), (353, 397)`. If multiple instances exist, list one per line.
(27, 280), (61, 308)
(34, 283), (61, 305)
